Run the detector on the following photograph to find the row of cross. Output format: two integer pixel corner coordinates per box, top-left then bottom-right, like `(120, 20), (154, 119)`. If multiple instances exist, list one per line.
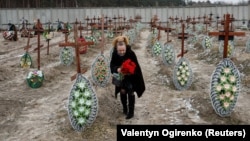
(153, 13), (245, 59)
(24, 15), (112, 81)
(22, 13), (245, 81)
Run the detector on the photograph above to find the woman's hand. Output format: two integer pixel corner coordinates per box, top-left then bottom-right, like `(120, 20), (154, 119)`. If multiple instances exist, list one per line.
(117, 68), (121, 73)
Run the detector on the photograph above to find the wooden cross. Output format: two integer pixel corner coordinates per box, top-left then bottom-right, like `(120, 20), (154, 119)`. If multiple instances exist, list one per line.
(177, 23), (190, 58)
(113, 15), (118, 36)
(186, 16), (191, 27)
(59, 23), (94, 81)
(203, 15), (211, 33)
(128, 17), (134, 30)
(23, 31), (32, 52)
(156, 22), (162, 40)
(157, 21), (174, 43)
(197, 15), (202, 23)
(59, 22), (71, 42)
(216, 15), (220, 30)
(85, 16), (90, 35)
(44, 21), (52, 55)
(32, 19), (44, 70)
(209, 12), (213, 27)
(169, 16), (174, 25)
(208, 14), (245, 58)
(165, 21), (175, 43)
(191, 17), (197, 32)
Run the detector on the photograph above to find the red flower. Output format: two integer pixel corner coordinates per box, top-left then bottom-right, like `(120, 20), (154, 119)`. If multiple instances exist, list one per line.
(121, 59), (136, 75)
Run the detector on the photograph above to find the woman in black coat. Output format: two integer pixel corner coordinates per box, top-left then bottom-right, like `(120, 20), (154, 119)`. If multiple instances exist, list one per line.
(110, 36), (145, 119)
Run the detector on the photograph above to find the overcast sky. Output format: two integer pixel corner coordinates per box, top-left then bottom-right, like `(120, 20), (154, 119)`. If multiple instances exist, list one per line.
(191, 0), (247, 4)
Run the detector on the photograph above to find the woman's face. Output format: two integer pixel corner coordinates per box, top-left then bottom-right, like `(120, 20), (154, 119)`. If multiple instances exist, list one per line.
(117, 42), (126, 56)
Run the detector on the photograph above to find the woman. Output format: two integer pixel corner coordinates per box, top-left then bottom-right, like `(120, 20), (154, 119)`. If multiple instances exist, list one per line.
(110, 35), (145, 119)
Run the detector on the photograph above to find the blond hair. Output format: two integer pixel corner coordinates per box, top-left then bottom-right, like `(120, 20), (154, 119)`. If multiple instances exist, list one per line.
(112, 35), (129, 47)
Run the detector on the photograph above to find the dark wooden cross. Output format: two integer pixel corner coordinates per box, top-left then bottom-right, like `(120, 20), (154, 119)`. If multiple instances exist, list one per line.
(177, 23), (190, 58)
(185, 16), (191, 27)
(23, 30), (32, 52)
(169, 16), (174, 25)
(113, 15), (118, 36)
(191, 17), (197, 32)
(157, 21), (174, 43)
(129, 17), (135, 30)
(208, 12), (213, 27)
(123, 16), (126, 29)
(85, 16), (90, 35)
(30, 21), (44, 52)
(44, 21), (53, 55)
(208, 14), (245, 58)
(216, 15), (220, 30)
(32, 19), (44, 70)
(173, 16), (179, 25)
(197, 15), (202, 23)
(108, 17), (113, 32)
(203, 14), (211, 33)
(156, 22), (162, 40)
(59, 23), (94, 81)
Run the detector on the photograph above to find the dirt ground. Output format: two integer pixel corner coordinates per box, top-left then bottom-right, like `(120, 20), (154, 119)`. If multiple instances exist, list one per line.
(0, 25), (250, 141)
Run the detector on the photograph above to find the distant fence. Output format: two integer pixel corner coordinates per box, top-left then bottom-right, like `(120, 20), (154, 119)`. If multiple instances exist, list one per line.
(0, 5), (249, 28)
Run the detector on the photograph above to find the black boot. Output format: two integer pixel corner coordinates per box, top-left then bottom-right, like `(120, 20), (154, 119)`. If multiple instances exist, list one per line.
(120, 93), (127, 115)
(126, 94), (135, 119)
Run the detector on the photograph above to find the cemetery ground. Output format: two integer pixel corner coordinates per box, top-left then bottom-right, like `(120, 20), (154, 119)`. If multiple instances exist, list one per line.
(0, 27), (250, 141)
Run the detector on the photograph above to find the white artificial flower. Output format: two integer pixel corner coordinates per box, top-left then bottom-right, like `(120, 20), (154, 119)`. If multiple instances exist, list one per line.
(78, 98), (85, 105)
(177, 71), (180, 76)
(177, 77), (181, 81)
(73, 110), (79, 117)
(84, 90), (91, 97)
(232, 86), (237, 92)
(37, 70), (43, 77)
(223, 102), (230, 109)
(181, 74), (185, 78)
(230, 95), (234, 101)
(27, 72), (33, 79)
(78, 106), (85, 113)
(224, 84), (231, 90)
(186, 72), (190, 76)
(181, 81), (185, 86)
(229, 75), (236, 83)
(85, 100), (92, 106)
(84, 109), (90, 116)
(223, 68), (231, 74)
(219, 94), (225, 100)
(74, 90), (80, 99)
(225, 92), (231, 98)
(71, 101), (77, 108)
(182, 61), (187, 66)
(220, 76), (227, 83)
(78, 117), (86, 124)
(216, 85), (222, 92)
(184, 77), (188, 82)
(78, 81), (86, 90)
(181, 69), (186, 74)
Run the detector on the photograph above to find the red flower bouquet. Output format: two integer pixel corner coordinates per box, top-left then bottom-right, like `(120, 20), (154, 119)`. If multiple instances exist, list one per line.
(120, 59), (136, 75)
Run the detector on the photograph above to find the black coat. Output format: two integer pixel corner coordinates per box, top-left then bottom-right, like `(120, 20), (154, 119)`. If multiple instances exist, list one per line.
(110, 45), (145, 98)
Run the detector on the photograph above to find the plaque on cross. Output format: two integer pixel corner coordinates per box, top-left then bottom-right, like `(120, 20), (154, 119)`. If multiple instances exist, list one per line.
(208, 14), (245, 58)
